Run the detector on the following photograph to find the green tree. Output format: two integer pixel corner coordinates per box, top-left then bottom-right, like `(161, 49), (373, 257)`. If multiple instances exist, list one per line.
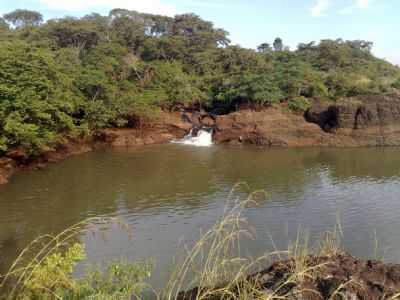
(3, 9), (43, 28)
(257, 43), (272, 53)
(0, 41), (77, 153)
(273, 37), (283, 52)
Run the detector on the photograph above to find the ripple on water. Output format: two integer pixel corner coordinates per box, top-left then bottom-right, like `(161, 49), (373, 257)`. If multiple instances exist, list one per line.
(2, 146), (400, 290)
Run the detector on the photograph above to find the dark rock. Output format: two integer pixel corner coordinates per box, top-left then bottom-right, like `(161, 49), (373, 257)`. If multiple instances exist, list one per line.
(178, 252), (400, 300)
(200, 115), (216, 127)
(215, 94), (400, 147)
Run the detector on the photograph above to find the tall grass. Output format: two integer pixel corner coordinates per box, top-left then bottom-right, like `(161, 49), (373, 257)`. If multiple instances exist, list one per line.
(162, 184), (349, 300)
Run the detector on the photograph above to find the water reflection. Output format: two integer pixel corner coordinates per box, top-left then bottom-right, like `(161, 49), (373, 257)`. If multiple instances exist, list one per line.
(1, 145), (400, 289)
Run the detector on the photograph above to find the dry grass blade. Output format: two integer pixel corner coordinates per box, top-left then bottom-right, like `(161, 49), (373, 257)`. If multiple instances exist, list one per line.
(163, 189), (266, 300)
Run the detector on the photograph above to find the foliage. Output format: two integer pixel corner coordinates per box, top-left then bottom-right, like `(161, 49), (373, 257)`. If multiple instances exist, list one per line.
(75, 261), (152, 299)
(392, 77), (400, 89)
(0, 40), (78, 154)
(3, 9), (43, 28)
(212, 72), (283, 113)
(0, 8), (399, 156)
(19, 243), (85, 299)
(7, 245), (152, 300)
(288, 96), (311, 112)
(273, 37), (283, 52)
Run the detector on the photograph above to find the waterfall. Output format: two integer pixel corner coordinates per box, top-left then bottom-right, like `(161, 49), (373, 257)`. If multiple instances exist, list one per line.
(172, 128), (213, 147)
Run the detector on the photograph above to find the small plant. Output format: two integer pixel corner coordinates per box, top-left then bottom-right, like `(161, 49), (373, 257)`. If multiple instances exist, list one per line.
(75, 260), (153, 300)
(20, 242), (85, 299)
(288, 96), (311, 112)
(392, 77), (400, 89)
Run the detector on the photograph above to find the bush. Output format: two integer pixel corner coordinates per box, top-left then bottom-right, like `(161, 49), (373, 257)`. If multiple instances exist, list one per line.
(10, 242), (152, 300)
(392, 77), (400, 89)
(288, 96), (311, 112)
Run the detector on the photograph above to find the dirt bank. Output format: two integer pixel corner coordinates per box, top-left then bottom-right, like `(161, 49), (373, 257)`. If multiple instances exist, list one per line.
(178, 252), (400, 300)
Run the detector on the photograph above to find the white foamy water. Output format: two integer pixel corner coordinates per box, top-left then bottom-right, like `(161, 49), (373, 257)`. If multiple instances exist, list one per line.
(172, 128), (213, 147)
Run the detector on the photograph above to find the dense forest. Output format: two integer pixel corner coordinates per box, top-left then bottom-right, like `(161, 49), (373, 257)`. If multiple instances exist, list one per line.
(0, 8), (399, 155)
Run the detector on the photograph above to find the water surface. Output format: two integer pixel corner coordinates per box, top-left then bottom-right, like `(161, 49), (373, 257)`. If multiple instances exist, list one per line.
(1, 145), (400, 290)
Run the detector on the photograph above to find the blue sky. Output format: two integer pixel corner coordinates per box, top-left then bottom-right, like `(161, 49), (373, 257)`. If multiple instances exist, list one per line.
(1, 0), (399, 65)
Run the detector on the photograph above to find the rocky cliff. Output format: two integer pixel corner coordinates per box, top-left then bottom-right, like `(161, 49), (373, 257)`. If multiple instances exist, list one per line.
(213, 93), (400, 147)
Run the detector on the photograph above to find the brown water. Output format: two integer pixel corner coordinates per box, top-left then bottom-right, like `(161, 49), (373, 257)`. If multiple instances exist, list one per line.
(1, 145), (400, 290)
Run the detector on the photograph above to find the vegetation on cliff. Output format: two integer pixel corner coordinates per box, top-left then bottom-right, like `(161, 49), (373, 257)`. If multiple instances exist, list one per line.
(0, 9), (399, 155)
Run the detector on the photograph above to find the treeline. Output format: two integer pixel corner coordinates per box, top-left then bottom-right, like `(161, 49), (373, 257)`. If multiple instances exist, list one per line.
(0, 9), (399, 154)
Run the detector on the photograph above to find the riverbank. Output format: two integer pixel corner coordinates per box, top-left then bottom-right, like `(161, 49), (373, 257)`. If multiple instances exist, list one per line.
(178, 251), (400, 300)
(2, 93), (400, 185)
(0, 111), (191, 185)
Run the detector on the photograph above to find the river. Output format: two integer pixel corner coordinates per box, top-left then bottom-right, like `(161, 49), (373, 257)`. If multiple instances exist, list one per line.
(1, 145), (400, 291)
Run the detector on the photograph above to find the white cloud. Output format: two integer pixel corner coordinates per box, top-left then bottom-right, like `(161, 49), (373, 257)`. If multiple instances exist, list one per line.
(356, 0), (370, 9)
(38, 0), (178, 16)
(310, 0), (332, 17)
(339, 0), (374, 15)
(339, 6), (354, 14)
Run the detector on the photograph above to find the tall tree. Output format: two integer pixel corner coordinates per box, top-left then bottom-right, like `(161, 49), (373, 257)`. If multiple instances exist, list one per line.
(3, 9), (43, 28)
(273, 37), (283, 52)
(257, 43), (272, 53)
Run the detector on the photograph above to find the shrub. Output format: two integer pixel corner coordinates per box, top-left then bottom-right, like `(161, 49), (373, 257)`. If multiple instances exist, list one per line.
(392, 77), (400, 89)
(288, 96), (311, 112)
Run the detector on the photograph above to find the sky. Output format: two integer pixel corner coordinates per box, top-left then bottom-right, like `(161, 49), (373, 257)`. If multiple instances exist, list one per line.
(0, 0), (399, 65)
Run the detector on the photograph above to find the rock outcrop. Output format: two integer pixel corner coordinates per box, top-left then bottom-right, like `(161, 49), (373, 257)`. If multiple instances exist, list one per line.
(102, 111), (192, 147)
(214, 94), (400, 147)
(213, 108), (337, 146)
(304, 95), (400, 146)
